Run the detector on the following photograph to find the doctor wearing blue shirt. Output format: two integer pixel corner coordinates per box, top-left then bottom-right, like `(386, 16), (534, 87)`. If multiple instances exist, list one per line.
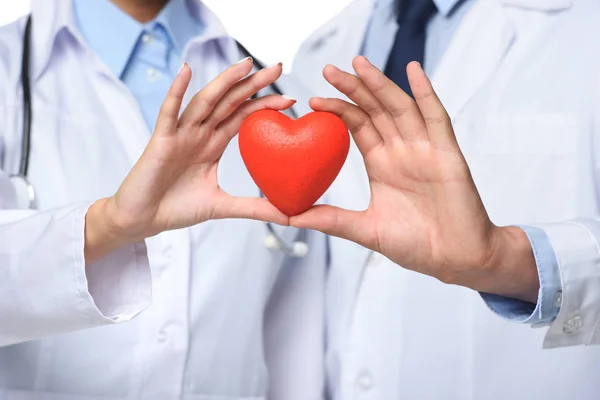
(294, 0), (600, 398)
(0, 0), (368, 398)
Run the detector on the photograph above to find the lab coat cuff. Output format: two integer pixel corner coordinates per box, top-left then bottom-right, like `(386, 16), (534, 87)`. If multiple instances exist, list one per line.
(480, 226), (561, 324)
(0, 203), (151, 346)
(531, 220), (600, 348)
(77, 202), (152, 323)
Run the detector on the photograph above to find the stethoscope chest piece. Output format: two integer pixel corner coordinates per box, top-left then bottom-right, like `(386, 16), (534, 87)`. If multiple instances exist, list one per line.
(9, 175), (36, 209)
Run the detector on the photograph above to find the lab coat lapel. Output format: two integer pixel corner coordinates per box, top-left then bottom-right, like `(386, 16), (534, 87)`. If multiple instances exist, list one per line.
(296, 0), (376, 98)
(430, 0), (516, 120)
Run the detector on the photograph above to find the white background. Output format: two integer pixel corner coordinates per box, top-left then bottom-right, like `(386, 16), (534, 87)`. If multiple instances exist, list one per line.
(0, 0), (352, 71)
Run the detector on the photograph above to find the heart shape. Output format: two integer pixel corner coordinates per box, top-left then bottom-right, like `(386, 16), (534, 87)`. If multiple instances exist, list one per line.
(239, 110), (350, 216)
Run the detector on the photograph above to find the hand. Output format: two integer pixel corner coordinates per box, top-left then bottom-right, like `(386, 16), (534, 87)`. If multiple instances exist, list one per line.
(290, 56), (539, 303)
(86, 59), (294, 261)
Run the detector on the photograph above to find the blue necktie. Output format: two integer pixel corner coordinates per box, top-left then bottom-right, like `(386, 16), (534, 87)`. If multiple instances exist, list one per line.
(384, 0), (437, 98)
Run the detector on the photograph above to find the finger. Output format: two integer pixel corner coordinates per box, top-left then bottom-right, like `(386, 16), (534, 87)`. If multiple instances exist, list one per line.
(407, 62), (457, 149)
(178, 57), (253, 127)
(323, 64), (399, 143)
(154, 63), (193, 137)
(211, 194), (290, 226)
(309, 96), (382, 155)
(352, 56), (428, 142)
(210, 94), (296, 153)
(289, 205), (373, 249)
(203, 63), (283, 128)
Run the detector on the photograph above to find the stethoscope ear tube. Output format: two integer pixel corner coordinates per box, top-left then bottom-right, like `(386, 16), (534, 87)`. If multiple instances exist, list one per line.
(7, 15), (36, 210)
(19, 15), (33, 179)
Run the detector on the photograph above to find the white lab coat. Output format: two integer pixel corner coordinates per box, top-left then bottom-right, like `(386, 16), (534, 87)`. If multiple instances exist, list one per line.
(0, 0), (368, 398)
(293, 0), (600, 398)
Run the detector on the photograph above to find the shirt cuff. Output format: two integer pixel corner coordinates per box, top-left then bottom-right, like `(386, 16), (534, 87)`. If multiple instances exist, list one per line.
(480, 225), (562, 325)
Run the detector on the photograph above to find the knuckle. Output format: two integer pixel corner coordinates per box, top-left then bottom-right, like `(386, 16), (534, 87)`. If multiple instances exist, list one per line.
(388, 106), (410, 120)
(347, 118), (370, 135)
(196, 96), (216, 112)
(363, 103), (386, 119)
(369, 75), (388, 93)
(424, 115), (447, 125)
(414, 90), (436, 102)
(342, 77), (360, 96)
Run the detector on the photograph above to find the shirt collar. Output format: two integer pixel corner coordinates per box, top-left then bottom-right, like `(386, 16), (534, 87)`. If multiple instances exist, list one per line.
(72, 0), (204, 78)
(434, 0), (465, 16)
(29, 0), (216, 81)
(156, 0), (204, 53)
(72, 0), (142, 79)
(376, 0), (468, 17)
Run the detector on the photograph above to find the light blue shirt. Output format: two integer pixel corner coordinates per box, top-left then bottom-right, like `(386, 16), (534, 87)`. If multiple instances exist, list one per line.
(73, 0), (203, 131)
(361, 0), (562, 324)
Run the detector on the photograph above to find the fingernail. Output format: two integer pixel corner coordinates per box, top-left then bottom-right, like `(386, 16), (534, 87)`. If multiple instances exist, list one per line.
(267, 62), (283, 69)
(282, 95), (296, 101)
(178, 62), (188, 73)
(236, 56), (252, 64)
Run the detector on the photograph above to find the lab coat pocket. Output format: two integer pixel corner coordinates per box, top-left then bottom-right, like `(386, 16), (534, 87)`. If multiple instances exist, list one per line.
(467, 113), (578, 155)
(461, 113), (580, 223)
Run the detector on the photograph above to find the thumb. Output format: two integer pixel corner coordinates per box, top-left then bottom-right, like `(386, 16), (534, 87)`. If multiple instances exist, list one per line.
(211, 195), (290, 226)
(290, 205), (371, 247)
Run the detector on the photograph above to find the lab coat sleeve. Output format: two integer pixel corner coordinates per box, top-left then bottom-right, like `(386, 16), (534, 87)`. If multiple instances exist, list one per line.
(529, 219), (600, 349)
(531, 69), (600, 349)
(0, 36), (150, 347)
(0, 197), (152, 347)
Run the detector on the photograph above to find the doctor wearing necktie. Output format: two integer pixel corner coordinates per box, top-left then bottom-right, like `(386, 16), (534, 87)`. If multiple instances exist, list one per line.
(293, 0), (600, 398)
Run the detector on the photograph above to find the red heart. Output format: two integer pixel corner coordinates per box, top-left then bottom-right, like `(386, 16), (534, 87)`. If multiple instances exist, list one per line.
(239, 110), (350, 216)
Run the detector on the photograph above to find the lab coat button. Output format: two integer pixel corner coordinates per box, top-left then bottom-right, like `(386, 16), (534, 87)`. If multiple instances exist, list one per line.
(355, 370), (374, 391)
(554, 291), (563, 308)
(563, 315), (583, 334)
(158, 329), (168, 342)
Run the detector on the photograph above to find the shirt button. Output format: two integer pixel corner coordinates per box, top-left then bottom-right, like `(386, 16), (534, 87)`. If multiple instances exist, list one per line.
(554, 291), (563, 308)
(147, 68), (161, 83)
(355, 370), (374, 391)
(141, 33), (154, 44)
(563, 315), (583, 334)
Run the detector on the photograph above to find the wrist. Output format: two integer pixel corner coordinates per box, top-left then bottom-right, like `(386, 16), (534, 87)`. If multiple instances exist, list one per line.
(84, 198), (140, 263)
(477, 226), (539, 304)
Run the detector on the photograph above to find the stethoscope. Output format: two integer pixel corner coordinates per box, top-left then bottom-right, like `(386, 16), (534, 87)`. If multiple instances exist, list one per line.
(8, 15), (309, 257)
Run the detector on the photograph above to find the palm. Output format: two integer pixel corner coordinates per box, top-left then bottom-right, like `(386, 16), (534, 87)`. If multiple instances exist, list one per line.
(368, 141), (491, 273)
(148, 133), (223, 228)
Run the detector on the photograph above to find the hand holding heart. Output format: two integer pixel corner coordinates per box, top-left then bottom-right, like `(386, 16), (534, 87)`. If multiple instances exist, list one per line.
(84, 58), (293, 262)
(290, 57), (539, 304)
